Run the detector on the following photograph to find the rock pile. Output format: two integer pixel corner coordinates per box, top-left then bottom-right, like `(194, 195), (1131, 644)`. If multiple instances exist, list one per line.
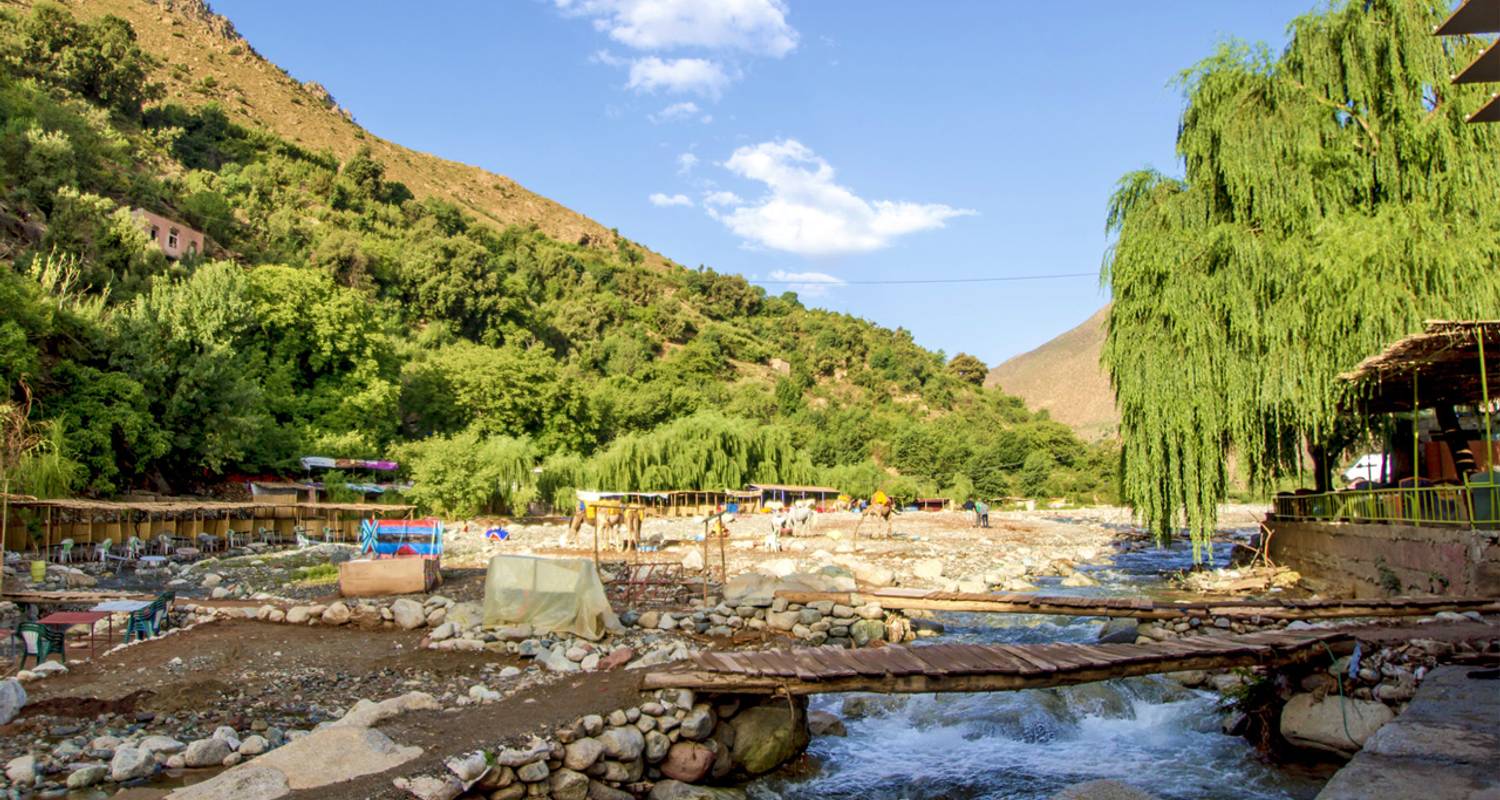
(395, 689), (810, 800)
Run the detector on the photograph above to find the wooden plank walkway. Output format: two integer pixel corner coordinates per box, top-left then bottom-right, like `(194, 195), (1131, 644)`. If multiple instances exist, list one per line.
(642, 629), (1353, 695)
(774, 588), (1500, 621)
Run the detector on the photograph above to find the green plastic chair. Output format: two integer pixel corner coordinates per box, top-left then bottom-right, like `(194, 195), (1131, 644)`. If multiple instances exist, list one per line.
(16, 621), (65, 667)
(124, 606), (158, 642)
(55, 538), (75, 563)
(94, 539), (112, 562)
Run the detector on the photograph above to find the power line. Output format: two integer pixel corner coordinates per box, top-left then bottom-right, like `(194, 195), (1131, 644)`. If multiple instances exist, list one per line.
(747, 271), (1098, 286)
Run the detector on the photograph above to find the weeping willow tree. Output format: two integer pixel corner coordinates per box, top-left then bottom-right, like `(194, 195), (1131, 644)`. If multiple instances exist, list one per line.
(587, 411), (814, 491)
(1103, 0), (1500, 559)
(401, 431), (536, 517)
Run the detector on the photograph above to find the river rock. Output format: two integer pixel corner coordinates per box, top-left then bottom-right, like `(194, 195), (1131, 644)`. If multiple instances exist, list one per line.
(0, 678), (25, 725)
(1061, 571), (1098, 588)
(1050, 779), (1160, 799)
(549, 767), (589, 800)
(185, 736), (234, 767)
(563, 737), (604, 771)
(682, 549), (705, 571)
(766, 610), (799, 631)
(722, 573), (778, 607)
(321, 601), (352, 625)
(660, 742), (714, 782)
(1279, 693), (1394, 755)
(598, 726), (644, 761)
(850, 618), (885, 647)
(807, 710), (847, 737)
(645, 729), (672, 762)
(239, 735), (270, 756)
(396, 774), (463, 800)
(516, 759), (550, 782)
(140, 735), (186, 755)
(729, 704), (808, 775)
(680, 705), (715, 740)
(391, 598), (426, 630)
(67, 764), (108, 788)
(648, 780), (749, 800)
(5, 755), (35, 786)
(110, 746), (155, 782)
(1097, 618), (1139, 644)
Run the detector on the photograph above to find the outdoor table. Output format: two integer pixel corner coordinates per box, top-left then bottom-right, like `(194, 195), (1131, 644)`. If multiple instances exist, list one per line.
(92, 600), (153, 649)
(138, 555), (168, 569)
(38, 610), (109, 660)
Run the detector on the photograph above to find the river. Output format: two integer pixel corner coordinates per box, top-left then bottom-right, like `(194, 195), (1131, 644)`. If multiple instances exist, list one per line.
(750, 530), (1333, 800)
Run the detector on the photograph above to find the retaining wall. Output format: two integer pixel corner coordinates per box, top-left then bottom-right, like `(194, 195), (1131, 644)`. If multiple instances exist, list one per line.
(1266, 519), (1500, 597)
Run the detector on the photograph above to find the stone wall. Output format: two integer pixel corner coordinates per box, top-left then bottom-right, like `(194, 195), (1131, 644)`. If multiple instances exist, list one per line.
(1266, 519), (1500, 598)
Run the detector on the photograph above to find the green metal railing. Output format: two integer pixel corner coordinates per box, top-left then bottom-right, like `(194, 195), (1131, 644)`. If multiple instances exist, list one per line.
(1274, 480), (1500, 528)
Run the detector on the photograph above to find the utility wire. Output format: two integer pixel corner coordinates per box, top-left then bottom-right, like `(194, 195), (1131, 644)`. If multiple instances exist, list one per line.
(748, 271), (1097, 286)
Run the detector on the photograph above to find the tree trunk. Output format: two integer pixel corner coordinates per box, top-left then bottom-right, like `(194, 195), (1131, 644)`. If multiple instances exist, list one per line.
(1434, 405), (1476, 478)
(1309, 440), (1331, 493)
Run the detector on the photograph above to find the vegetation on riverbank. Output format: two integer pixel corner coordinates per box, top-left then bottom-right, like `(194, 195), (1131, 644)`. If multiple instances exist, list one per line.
(1103, 0), (1500, 554)
(0, 2), (1116, 514)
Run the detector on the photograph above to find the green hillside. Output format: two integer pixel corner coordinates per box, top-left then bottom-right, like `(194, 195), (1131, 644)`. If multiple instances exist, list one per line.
(0, 2), (1116, 515)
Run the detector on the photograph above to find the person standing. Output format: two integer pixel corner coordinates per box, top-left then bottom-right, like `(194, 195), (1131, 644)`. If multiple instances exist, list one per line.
(975, 499), (990, 529)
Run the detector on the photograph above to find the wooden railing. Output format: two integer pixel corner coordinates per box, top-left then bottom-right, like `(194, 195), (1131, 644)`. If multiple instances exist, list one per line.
(1274, 483), (1500, 528)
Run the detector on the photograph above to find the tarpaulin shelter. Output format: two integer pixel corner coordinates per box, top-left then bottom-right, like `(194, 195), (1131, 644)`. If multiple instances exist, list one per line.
(482, 555), (620, 641)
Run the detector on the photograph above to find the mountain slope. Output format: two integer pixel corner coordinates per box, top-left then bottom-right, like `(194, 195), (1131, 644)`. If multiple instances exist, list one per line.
(47, 0), (668, 267)
(985, 305), (1117, 440)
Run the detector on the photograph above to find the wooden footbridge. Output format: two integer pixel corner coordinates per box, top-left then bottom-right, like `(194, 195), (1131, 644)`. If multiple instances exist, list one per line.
(775, 587), (1500, 621)
(642, 629), (1352, 695)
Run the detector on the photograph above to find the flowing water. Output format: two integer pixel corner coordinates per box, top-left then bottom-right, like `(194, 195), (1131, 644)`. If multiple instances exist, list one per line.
(751, 531), (1333, 800)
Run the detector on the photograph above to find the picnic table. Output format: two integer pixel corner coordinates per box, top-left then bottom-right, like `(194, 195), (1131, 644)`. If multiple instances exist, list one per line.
(38, 610), (110, 659)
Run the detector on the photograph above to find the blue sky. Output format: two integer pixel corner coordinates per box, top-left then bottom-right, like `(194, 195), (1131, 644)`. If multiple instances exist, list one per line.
(211, 1), (1314, 365)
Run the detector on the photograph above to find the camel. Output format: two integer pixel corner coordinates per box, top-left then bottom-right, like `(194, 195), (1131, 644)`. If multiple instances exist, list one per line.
(788, 499), (817, 535)
(565, 505), (643, 552)
(855, 502), (895, 538)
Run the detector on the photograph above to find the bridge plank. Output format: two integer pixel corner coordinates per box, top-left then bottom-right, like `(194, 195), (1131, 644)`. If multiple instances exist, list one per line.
(916, 644), (989, 674)
(805, 647), (859, 678)
(995, 644), (1057, 673)
(968, 645), (1031, 673)
(901, 646), (955, 676)
(876, 646), (937, 676)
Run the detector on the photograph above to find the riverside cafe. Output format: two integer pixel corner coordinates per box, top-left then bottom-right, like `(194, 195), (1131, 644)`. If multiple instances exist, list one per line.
(1274, 321), (1500, 527)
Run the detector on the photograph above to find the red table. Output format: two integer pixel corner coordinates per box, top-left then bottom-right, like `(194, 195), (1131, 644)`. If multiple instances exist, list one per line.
(38, 611), (110, 660)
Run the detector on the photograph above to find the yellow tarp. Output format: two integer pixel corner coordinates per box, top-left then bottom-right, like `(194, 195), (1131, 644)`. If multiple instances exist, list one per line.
(481, 555), (621, 641)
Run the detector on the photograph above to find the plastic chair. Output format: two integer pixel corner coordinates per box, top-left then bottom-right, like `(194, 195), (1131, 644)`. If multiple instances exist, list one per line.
(54, 538), (75, 563)
(154, 534), (175, 556)
(124, 606), (158, 642)
(225, 529), (246, 549)
(16, 621), (65, 667)
(321, 526), (335, 543)
(95, 539), (112, 562)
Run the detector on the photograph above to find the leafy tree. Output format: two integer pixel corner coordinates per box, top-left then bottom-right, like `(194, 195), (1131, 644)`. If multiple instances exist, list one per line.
(947, 353), (988, 386)
(1019, 450), (1056, 498)
(1103, 0), (1500, 554)
(1, 3), (159, 116)
(401, 431), (535, 517)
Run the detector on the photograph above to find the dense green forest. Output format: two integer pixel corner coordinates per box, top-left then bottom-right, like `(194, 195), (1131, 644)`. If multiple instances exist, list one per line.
(0, 3), (1116, 516)
(1103, 0), (1500, 555)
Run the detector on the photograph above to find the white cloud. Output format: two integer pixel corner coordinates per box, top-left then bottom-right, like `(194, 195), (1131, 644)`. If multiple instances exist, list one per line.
(703, 190), (743, 207)
(649, 192), (694, 208)
(768, 269), (844, 297)
(555, 0), (797, 57)
(676, 152), (699, 174)
(708, 139), (975, 256)
(627, 56), (731, 97)
(649, 101), (701, 123)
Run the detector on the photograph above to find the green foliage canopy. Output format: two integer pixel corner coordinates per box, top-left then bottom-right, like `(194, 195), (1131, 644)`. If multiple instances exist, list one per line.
(1103, 0), (1500, 556)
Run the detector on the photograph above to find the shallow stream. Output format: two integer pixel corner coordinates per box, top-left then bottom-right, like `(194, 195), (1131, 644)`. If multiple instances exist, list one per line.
(751, 530), (1333, 800)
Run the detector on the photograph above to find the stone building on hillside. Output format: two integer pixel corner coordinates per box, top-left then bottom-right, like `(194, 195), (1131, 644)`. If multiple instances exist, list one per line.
(132, 208), (204, 260)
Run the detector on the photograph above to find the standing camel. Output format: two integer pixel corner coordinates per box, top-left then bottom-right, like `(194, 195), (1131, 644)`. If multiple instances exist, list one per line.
(788, 499), (817, 535)
(855, 502), (895, 539)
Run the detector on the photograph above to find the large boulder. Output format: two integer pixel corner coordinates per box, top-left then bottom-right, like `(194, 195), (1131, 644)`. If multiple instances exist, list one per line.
(562, 737), (604, 771)
(849, 619), (886, 647)
(1279, 693), (1394, 755)
(912, 559), (944, 580)
(445, 601), (484, 630)
(728, 703), (809, 775)
(391, 598), (427, 630)
(5, 755), (35, 786)
(548, 767), (589, 800)
(0, 678), (25, 726)
(846, 561), (894, 588)
(321, 601), (352, 625)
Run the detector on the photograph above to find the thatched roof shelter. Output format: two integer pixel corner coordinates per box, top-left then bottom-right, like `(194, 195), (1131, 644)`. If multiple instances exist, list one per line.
(1340, 320), (1500, 414)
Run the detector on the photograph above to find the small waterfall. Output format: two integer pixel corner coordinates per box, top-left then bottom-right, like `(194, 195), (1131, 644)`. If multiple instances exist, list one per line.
(748, 531), (1328, 800)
